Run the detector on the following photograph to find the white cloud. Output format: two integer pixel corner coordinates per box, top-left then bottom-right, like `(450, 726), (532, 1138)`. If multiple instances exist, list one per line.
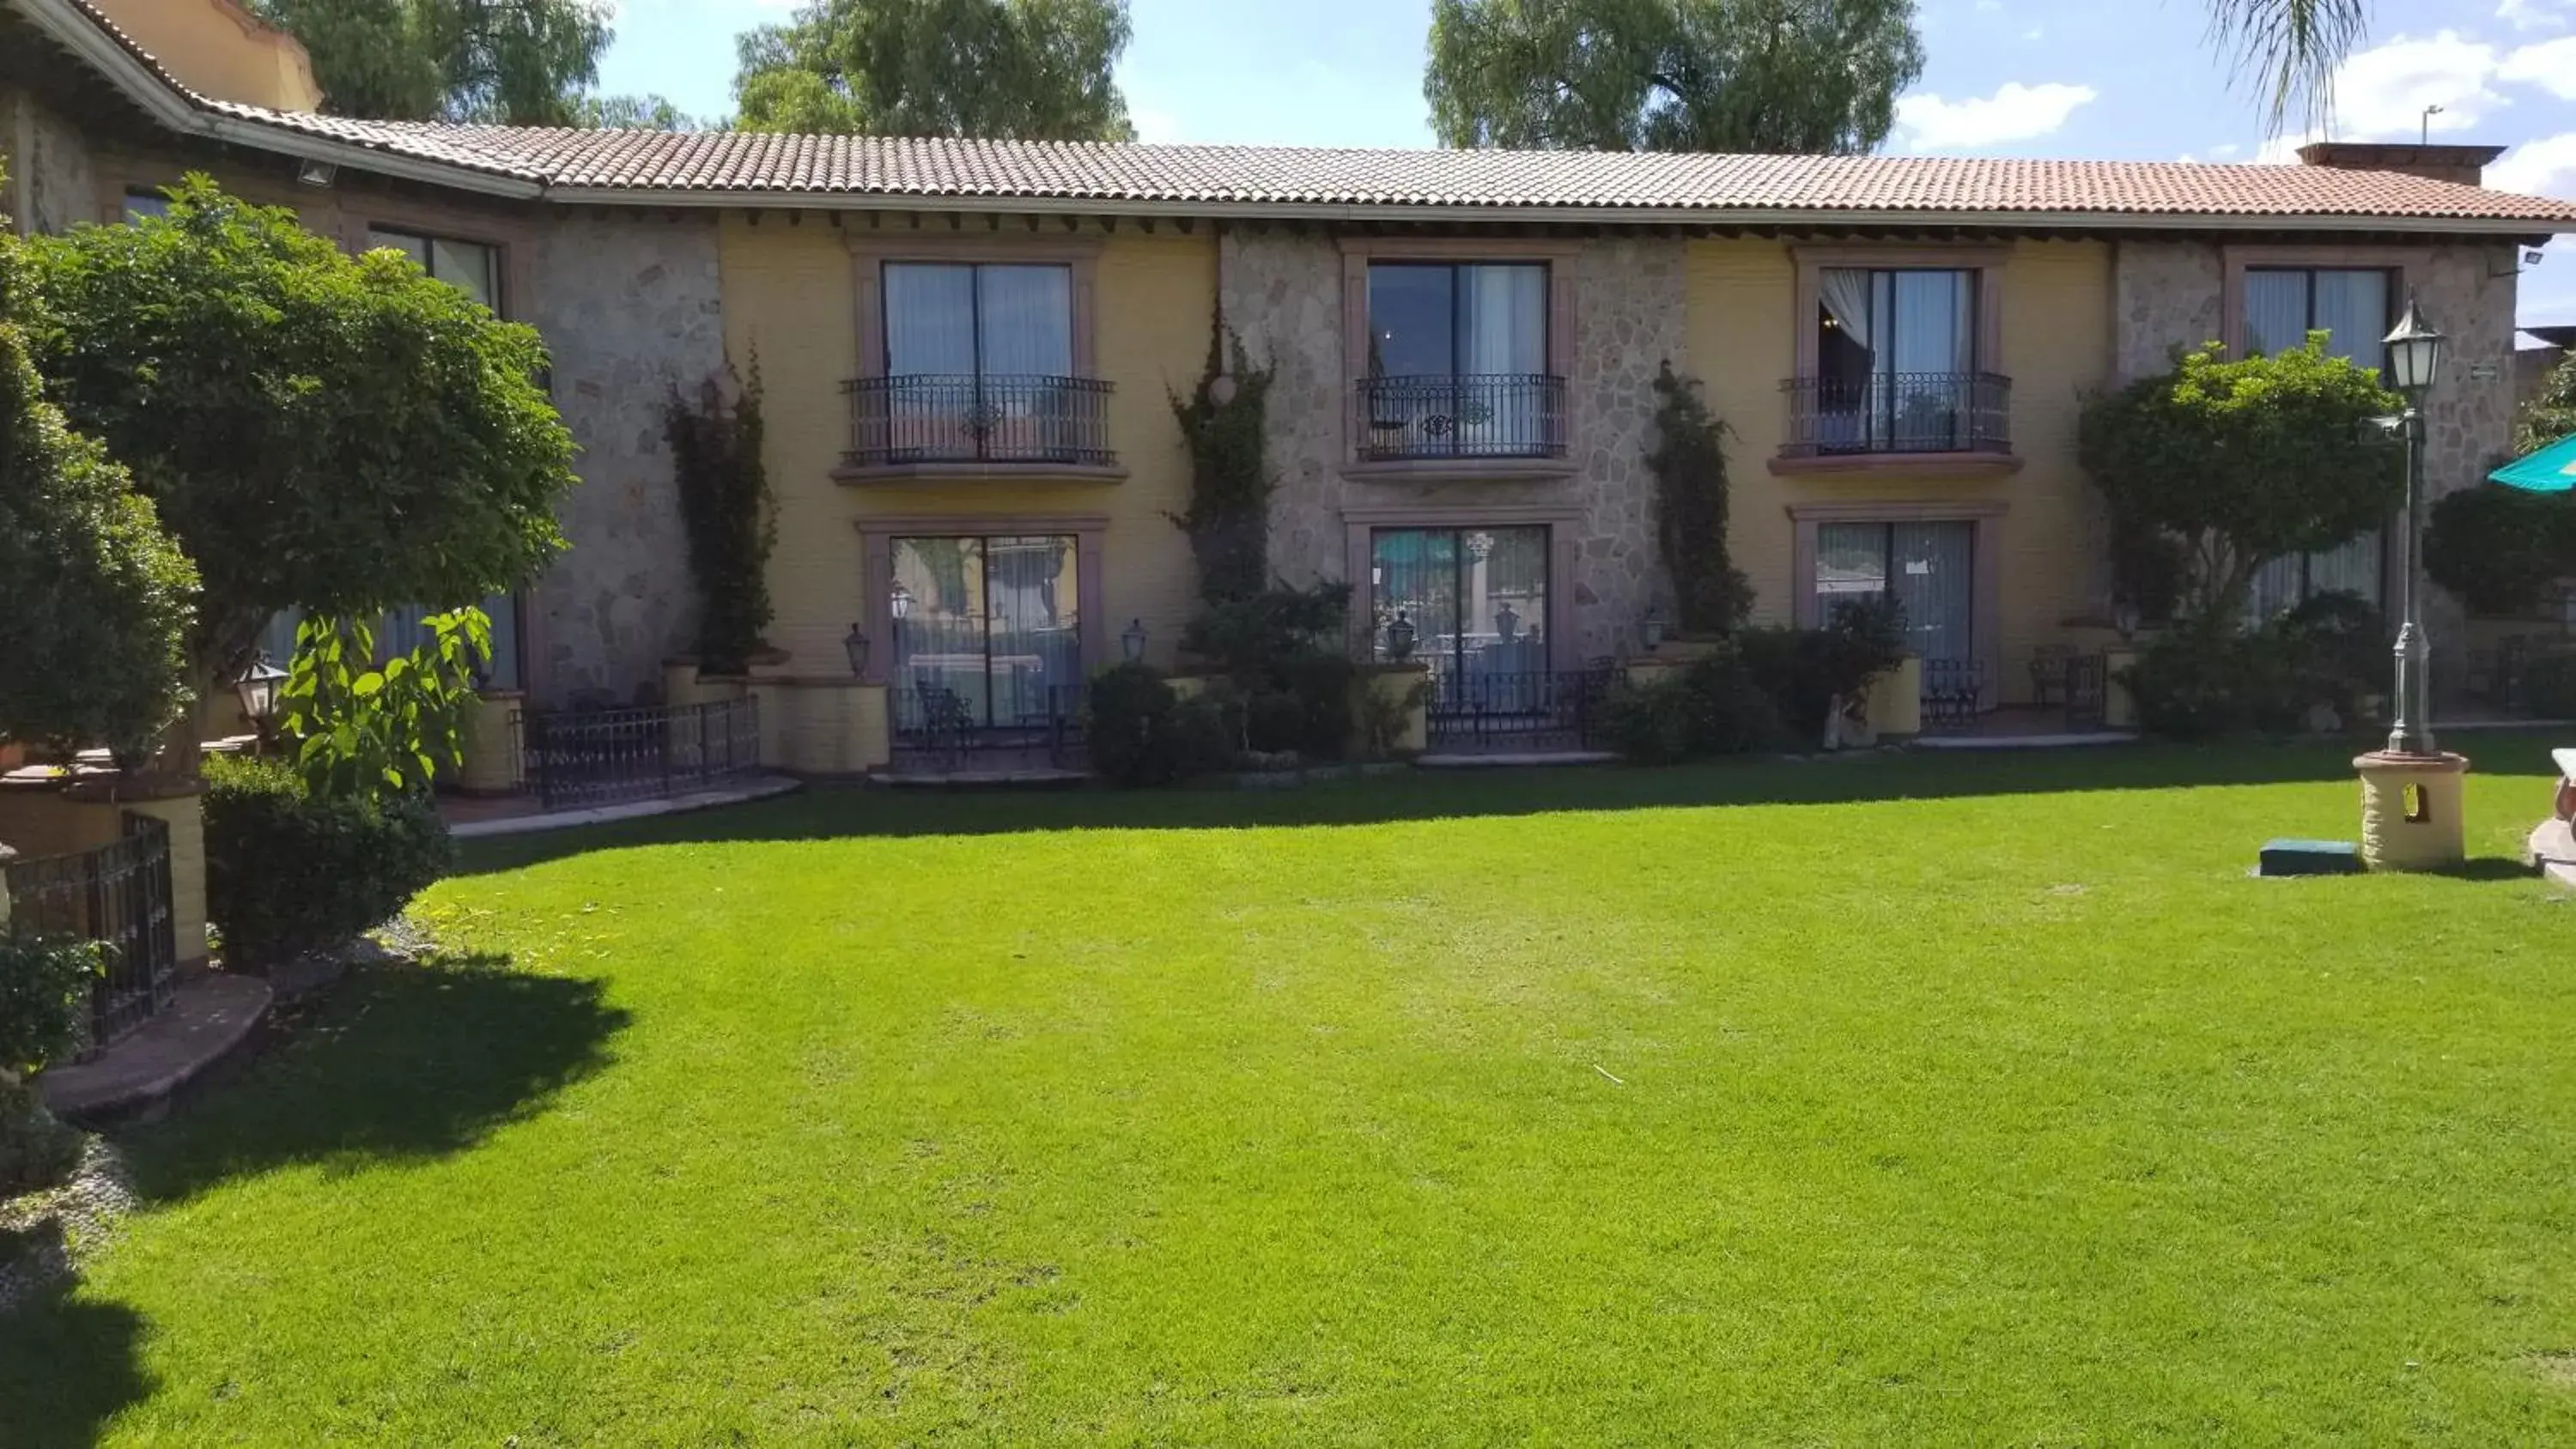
(2488, 132), (2576, 196)
(2501, 36), (2576, 99)
(2207, 142), (2242, 159)
(1894, 82), (2098, 151)
(2498, 0), (2576, 32)
(2324, 31), (2506, 137)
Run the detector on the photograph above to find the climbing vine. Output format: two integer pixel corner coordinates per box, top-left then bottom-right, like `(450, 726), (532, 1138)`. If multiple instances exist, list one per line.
(1646, 362), (1753, 637)
(664, 361), (775, 675)
(1170, 323), (1276, 606)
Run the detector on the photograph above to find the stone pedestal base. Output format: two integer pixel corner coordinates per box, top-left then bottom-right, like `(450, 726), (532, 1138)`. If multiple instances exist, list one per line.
(454, 690), (524, 796)
(2354, 750), (2470, 872)
(1864, 655), (1923, 740)
(749, 678), (890, 776)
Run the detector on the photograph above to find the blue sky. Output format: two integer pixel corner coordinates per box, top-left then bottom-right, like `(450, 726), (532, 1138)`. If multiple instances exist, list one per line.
(598, 0), (2576, 324)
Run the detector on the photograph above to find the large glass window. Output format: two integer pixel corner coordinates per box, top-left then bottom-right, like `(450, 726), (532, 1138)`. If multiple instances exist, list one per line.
(368, 227), (499, 312)
(1369, 526), (1549, 676)
(2243, 267), (2395, 617)
(123, 188), (170, 221)
(1815, 269), (1978, 451)
(1815, 521), (1976, 666)
(883, 263), (1073, 378)
(1363, 263), (1553, 457)
(890, 536), (1082, 731)
(1365, 263), (1547, 378)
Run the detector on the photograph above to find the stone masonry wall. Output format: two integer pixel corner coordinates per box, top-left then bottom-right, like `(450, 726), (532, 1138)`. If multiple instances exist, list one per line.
(3, 90), (100, 236)
(1223, 231), (1687, 662)
(526, 212), (725, 707)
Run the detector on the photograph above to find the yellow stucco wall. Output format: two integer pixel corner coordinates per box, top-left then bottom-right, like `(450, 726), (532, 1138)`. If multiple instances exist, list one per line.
(87, 0), (325, 112)
(1685, 236), (2114, 704)
(720, 218), (1214, 675)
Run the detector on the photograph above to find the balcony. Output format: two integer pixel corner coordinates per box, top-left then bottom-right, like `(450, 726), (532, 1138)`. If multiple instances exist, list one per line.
(1774, 372), (2019, 478)
(838, 373), (1121, 483)
(1352, 373), (1570, 471)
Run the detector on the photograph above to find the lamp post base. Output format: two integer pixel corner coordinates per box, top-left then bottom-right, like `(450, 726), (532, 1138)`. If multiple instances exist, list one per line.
(2354, 750), (2470, 872)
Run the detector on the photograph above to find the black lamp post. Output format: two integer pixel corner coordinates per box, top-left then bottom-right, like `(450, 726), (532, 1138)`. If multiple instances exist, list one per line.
(2381, 294), (2447, 757)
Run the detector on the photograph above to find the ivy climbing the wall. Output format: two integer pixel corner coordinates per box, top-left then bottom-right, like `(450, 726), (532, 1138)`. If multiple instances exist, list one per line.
(1170, 324), (1277, 606)
(1646, 363), (1753, 638)
(664, 363), (775, 676)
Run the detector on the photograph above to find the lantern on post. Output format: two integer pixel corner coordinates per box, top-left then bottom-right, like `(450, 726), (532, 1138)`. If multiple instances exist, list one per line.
(1121, 618), (1148, 663)
(234, 652), (288, 739)
(843, 622), (870, 678)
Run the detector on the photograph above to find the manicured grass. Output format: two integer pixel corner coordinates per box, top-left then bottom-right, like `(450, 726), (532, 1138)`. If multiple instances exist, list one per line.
(8, 738), (2576, 1444)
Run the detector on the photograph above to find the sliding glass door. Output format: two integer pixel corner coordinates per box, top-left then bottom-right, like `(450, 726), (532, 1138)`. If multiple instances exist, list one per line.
(1369, 526), (1550, 676)
(889, 535), (1082, 731)
(1814, 521), (1974, 666)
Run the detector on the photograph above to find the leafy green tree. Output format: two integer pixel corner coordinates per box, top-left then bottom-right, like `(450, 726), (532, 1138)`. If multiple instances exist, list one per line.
(2206, 0), (2367, 136)
(1424, 0), (1923, 154)
(2079, 336), (2402, 622)
(2519, 349), (2576, 457)
(735, 0), (1133, 140)
(0, 214), (195, 758)
(277, 610), (489, 798)
(1646, 364), (1752, 636)
(20, 177), (575, 763)
(251, 0), (681, 127)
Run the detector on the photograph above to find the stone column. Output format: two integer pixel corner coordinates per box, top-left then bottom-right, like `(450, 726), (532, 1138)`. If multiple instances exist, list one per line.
(2354, 750), (2470, 871)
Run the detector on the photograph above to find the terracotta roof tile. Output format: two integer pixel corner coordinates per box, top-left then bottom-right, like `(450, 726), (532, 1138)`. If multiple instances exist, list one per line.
(38, 0), (2576, 227)
(179, 111), (2576, 226)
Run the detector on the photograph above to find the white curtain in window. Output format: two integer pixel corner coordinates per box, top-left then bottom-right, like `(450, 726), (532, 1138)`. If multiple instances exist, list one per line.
(2243, 271), (2310, 356)
(1459, 264), (1546, 375)
(1819, 268), (1875, 354)
(884, 264), (977, 375)
(1890, 521), (1975, 665)
(1890, 270), (1972, 376)
(977, 265), (1074, 376)
(2312, 270), (2391, 367)
(2306, 530), (2384, 605)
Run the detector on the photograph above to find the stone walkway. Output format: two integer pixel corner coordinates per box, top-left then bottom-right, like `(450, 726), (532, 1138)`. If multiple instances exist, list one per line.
(445, 775), (801, 839)
(41, 972), (271, 1123)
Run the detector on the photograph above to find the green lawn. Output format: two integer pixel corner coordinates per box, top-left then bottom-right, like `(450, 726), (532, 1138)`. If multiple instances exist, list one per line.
(9, 739), (2576, 1445)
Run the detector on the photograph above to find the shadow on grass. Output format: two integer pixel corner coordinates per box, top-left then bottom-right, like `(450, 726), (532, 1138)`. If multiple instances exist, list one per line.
(456, 731), (2570, 878)
(0, 1281), (149, 1448)
(123, 952), (630, 1205)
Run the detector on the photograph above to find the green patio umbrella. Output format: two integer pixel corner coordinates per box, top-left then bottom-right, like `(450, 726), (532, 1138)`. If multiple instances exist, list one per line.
(2489, 432), (2576, 493)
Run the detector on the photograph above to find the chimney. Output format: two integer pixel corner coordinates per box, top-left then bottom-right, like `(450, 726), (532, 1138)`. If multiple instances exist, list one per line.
(2296, 142), (2507, 189)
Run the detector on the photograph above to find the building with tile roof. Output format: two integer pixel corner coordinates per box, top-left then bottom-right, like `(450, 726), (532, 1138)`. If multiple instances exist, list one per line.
(3, 0), (2567, 767)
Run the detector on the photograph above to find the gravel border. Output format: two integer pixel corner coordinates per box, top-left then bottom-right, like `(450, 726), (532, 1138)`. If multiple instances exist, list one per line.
(0, 1137), (136, 1315)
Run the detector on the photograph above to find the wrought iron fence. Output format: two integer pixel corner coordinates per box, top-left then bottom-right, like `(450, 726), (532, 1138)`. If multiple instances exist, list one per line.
(515, 697), (762, 809)
(1356, 374), (1569, 461)
(890, 679), (1085, 772)
(1781, 372), (2012, 457)
(3, 813), (178, 1054)
(1425, 668), (1613, 752)
(1920, 658), (1987, 731)
(843, 373), (1116, 469)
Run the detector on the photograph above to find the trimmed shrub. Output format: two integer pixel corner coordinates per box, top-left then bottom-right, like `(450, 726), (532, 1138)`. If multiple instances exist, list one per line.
(203, 754), (453, 969)
(0, 929), (102, 1195)
(1084, 663), (1233, 787)
(1599, 649), (1784, 764)
(2272, 590), (2388, 718)
(0, 929), (100, 1076)
(1181, 582), (1361, 761)
(2119, 623), (2311, 740)
(2426, 483), (2576, 619)
(1738, 595), (1908, 737)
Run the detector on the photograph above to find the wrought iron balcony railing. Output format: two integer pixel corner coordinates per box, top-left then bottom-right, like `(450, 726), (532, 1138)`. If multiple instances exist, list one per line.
(1356, 373), (1569, 462)
(1781, 371), (2012, 458)
(844, 373), (1116, 469)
